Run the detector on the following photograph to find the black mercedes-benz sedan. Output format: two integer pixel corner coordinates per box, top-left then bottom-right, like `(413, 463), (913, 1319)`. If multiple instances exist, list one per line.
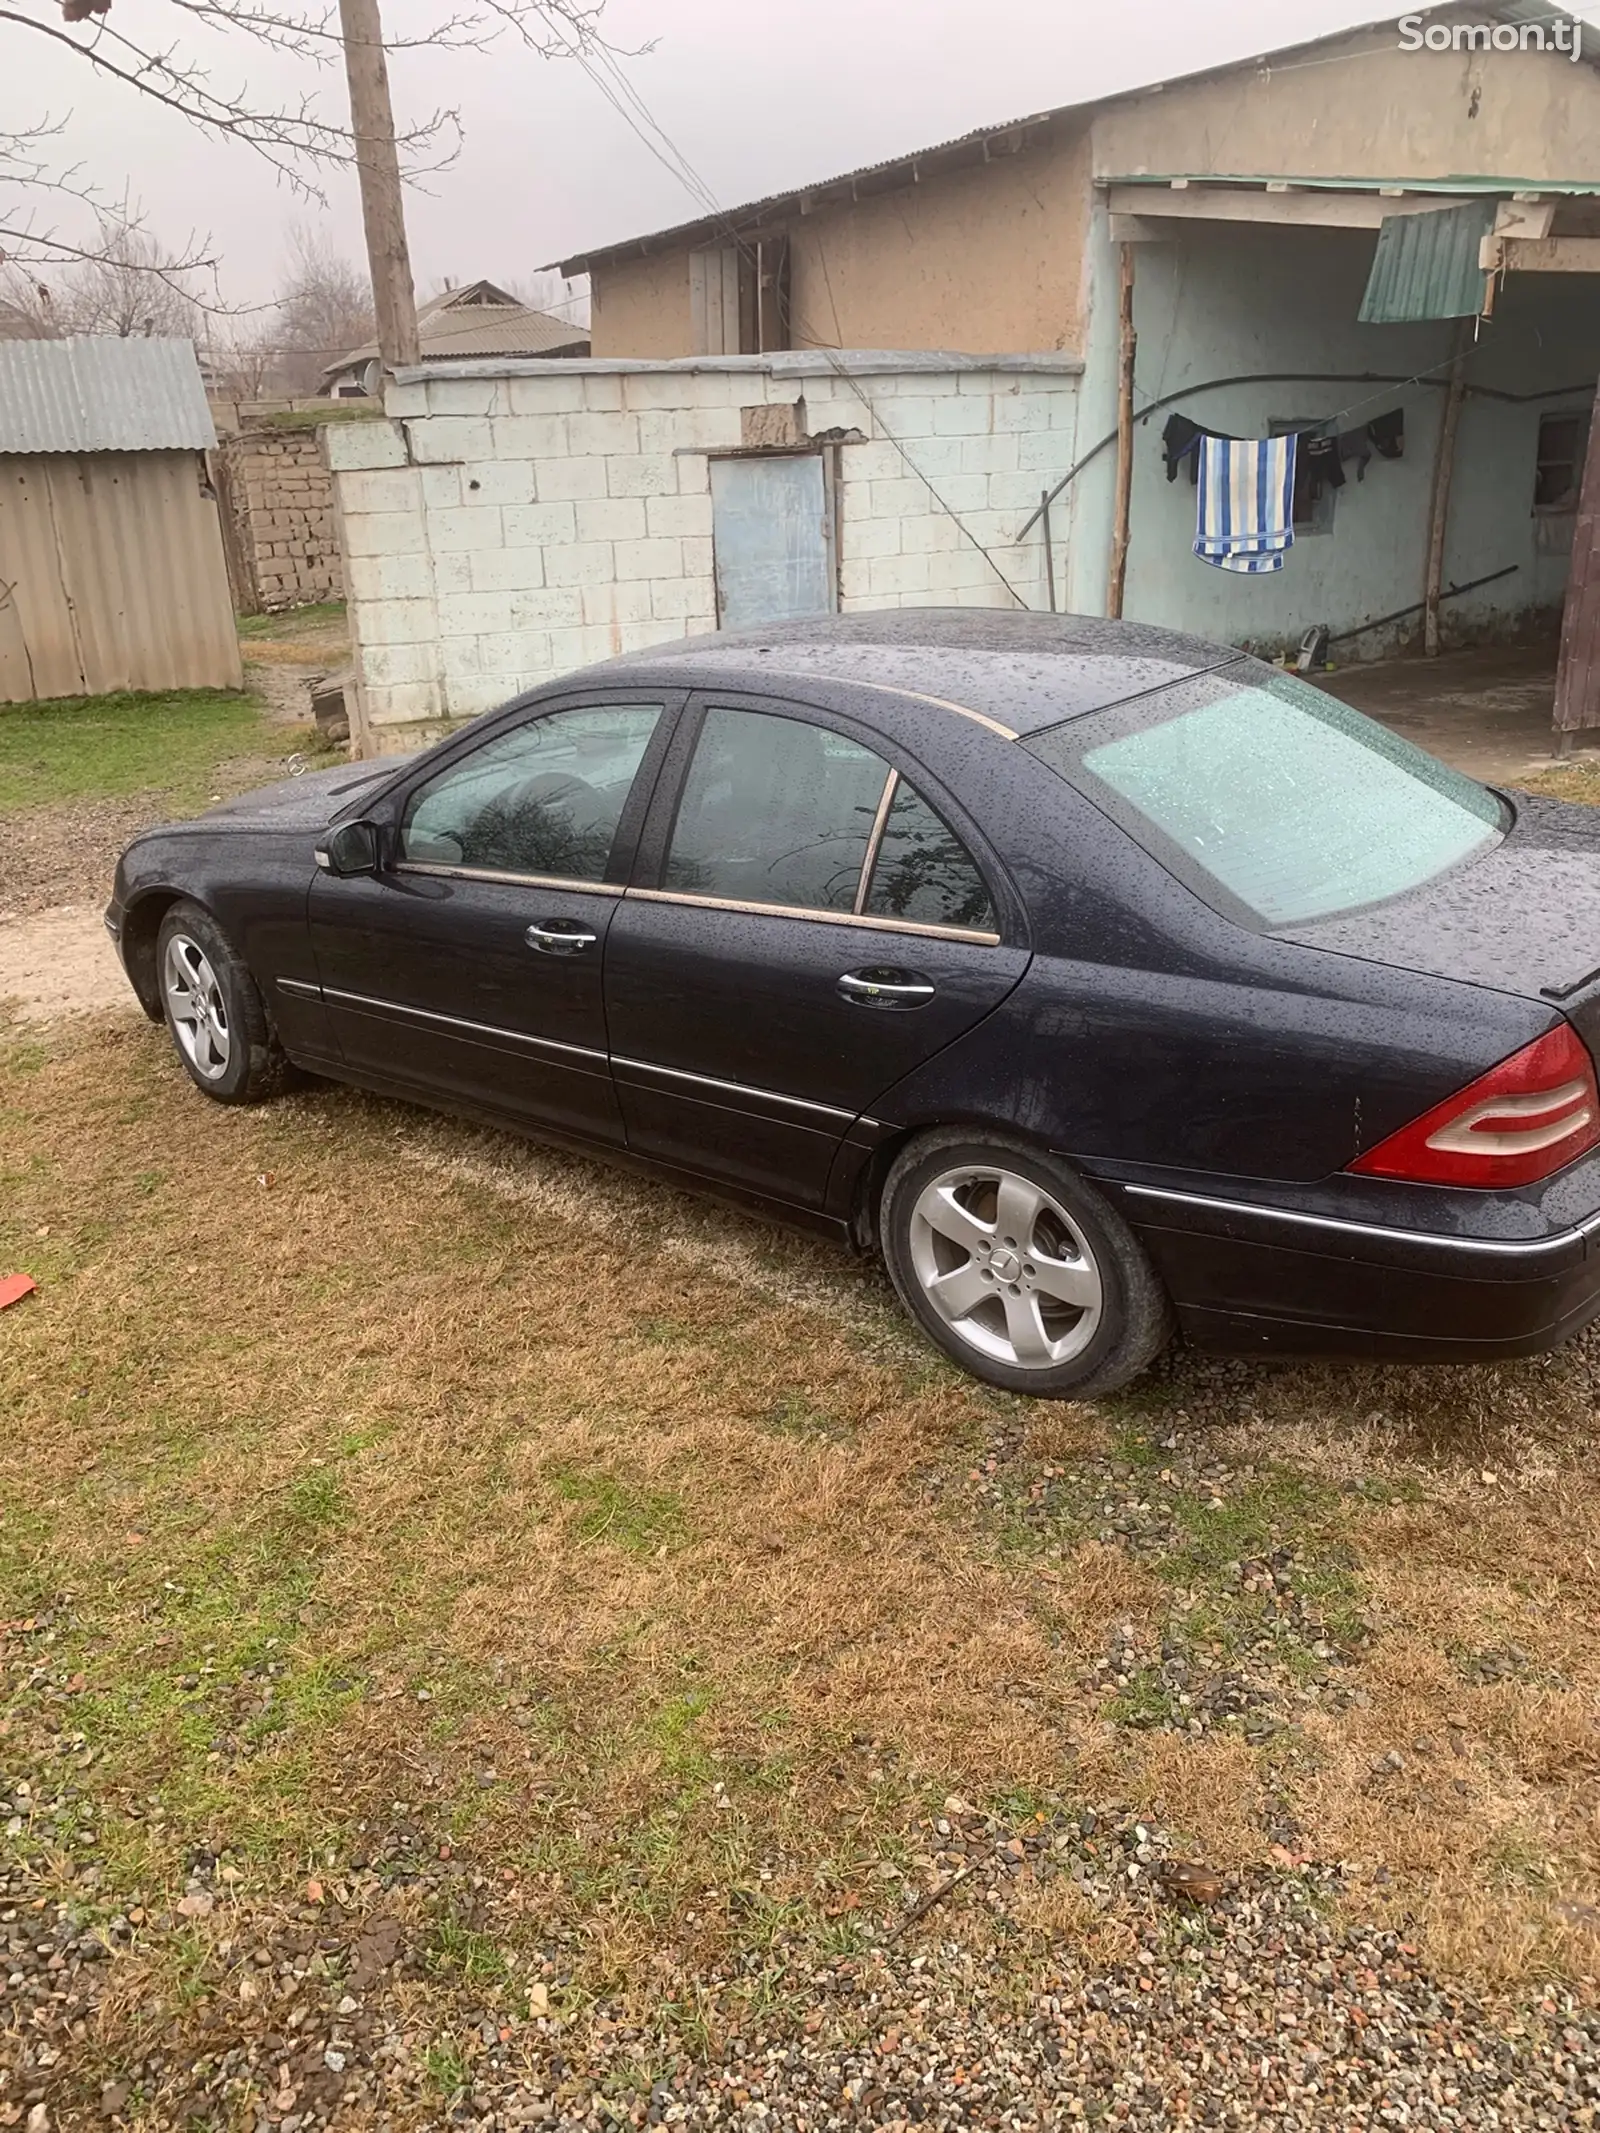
(108, 610), (1600, 1397)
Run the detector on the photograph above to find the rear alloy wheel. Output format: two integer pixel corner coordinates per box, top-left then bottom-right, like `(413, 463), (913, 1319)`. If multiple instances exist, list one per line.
(156, 900), (288, 1105)
(880, 1132), (1171, 1397)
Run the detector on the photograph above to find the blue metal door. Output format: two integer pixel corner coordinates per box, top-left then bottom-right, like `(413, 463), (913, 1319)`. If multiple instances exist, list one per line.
(710, 453), (834, 629)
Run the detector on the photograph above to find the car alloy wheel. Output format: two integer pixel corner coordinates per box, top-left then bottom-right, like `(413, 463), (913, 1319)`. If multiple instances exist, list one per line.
(163, 932), (233, 1083)
(906, 1162), (1104, 1369)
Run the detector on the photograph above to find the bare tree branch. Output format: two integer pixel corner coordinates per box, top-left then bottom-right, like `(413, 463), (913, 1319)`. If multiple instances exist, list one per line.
(2, 0), (621, 299)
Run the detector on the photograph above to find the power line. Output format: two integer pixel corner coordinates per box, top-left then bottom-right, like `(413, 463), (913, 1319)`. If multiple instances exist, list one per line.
(545, 23), (1029, 607)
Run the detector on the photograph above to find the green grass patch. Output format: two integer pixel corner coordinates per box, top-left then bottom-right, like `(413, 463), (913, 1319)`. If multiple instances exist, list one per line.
(236, 601), (348, 641)
(0, 687), (289, 811)
(547, 1465), (689, 1555)
(256, 405), (384, 432)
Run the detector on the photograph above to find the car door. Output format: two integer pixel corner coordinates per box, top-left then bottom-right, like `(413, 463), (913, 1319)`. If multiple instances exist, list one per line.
(308, 692), (675, 1144)
(604, 694), (1032, 1209)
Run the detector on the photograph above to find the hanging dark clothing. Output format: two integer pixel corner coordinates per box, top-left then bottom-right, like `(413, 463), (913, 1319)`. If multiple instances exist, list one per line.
(1162, 413), (1206, 483)
(1367, 408), (1405, 459)
(1290, 433), (1345, 522)
(1337, 426), (1374, 481)
(1304, 435), (1346, 488)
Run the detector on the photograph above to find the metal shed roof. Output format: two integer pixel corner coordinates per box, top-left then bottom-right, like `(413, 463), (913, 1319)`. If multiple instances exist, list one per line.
(0, 336), (216, 454)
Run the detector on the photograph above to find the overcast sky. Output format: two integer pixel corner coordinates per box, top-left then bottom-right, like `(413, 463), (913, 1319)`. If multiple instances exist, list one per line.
(12, 1), (1522, 313)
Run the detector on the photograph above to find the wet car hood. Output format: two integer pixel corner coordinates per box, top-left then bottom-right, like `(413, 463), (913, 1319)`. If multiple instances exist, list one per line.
(1284, 791), (1600, 1000)
(193, 756), (416, 833)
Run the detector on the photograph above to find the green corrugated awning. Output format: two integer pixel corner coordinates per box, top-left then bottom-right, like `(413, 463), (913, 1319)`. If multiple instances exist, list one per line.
(1358, 200), (1498, 321)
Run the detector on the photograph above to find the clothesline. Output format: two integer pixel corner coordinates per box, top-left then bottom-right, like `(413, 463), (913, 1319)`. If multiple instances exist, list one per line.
(1133, 344), (1468, 442)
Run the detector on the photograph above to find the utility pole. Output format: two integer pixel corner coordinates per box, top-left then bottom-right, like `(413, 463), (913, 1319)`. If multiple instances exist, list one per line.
(337, 0), (420, 373)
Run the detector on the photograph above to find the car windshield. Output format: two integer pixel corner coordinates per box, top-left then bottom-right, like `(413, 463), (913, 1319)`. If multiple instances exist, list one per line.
(1026, 665), (1506, 927)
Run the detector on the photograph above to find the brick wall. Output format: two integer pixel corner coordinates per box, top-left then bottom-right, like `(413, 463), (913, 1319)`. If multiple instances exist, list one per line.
(325, 354), (1081, 754)
(216, 426), (343, 613)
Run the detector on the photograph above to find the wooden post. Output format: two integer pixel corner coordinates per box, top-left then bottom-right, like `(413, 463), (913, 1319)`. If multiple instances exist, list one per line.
(1107, 243), (1136, 620)
(1553, 374), (1600, 741)
(338, 0), (420, 374)
(1423, 318), (1470, 657)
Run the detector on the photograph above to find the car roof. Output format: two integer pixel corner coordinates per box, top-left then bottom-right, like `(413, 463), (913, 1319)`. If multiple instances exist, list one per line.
(587, 610), (1245, 737)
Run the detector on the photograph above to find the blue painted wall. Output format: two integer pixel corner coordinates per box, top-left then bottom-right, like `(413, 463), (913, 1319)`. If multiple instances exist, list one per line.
(1062, 215), (1599, 656)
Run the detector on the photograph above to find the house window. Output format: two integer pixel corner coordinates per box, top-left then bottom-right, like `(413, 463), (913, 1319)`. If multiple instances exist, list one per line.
(1270, 419), (1335, 536)
(1534, 408), (1591, 513)
(689, 236), (791, 355)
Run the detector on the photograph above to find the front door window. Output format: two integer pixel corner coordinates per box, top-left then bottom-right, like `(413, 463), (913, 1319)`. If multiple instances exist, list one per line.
(400, 703), (664, 883)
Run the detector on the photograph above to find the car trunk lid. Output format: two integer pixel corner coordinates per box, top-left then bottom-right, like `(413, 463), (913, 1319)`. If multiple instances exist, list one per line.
(1283, 792), (1600, 1048)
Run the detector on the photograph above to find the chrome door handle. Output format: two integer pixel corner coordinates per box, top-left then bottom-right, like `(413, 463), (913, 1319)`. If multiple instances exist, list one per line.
(526, 920), (598, 956)
(838, 968), (936, 1007)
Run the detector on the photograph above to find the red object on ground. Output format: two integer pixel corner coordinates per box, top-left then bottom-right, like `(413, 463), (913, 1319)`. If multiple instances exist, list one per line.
(0, 1273), (38, 1311)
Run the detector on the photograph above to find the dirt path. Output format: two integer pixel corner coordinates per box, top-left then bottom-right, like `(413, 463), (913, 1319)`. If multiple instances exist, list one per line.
(0, 901), (135, 1019)
(1, 610), (347, 1020)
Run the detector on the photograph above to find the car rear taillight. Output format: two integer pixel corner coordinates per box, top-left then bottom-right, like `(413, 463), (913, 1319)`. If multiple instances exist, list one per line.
(1348, 1023), (1600, 1189)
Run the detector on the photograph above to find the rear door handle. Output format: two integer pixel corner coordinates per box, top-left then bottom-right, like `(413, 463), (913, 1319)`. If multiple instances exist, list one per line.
(526, 919), (598, 956)
(838, 967), (936, 1008)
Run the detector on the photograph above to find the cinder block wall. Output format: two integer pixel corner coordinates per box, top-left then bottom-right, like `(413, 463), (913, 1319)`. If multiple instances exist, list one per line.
(218, 426), (343, 613)
(326, 355), (1081, 755)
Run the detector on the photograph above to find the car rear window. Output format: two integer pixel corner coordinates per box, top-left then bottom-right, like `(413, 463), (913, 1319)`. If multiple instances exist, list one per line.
(1026, 666), (1505, 927)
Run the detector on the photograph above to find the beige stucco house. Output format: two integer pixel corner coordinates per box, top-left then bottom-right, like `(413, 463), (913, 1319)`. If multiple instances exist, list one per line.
(327, 5), (1600, 752)
(554, 4), (1600, 670)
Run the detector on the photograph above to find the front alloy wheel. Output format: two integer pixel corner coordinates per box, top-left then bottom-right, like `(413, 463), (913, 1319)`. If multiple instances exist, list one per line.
(163, 932), (233, 1083)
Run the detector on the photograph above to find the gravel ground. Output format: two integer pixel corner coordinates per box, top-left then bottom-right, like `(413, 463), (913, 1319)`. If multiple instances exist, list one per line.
(5, 1428), (1597, 2133)
(4, 1728), (1595, 2132)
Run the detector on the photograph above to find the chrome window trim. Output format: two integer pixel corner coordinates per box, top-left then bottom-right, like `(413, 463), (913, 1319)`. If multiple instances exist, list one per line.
(394, 862), (628, 894)
(1124, 1182), (1600, 1261)
(853, 769), (899, 916)
(724, 667), (1019, 742)
(624, 884), (1000, 946)
(612, 1054), (854, 1123)
(860, 680), (1019, 743)
(319, 984), (608, 1065)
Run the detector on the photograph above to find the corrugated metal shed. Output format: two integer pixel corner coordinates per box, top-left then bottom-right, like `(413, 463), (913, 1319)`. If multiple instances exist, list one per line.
(0, 337), (216, 455)
(1358, 199), (1498, 322)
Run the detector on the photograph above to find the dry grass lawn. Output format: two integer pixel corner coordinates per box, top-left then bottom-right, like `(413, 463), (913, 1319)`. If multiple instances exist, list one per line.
(2, 1008), (1598, 2114)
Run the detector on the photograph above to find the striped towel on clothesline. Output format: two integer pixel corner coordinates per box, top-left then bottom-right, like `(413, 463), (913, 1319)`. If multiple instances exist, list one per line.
(1194, 433), (1297, 574)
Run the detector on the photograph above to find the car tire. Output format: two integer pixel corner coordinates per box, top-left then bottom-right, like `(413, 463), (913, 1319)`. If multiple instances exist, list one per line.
(879, 1130), (1172, 1398)
(156, 900), (289, 1106)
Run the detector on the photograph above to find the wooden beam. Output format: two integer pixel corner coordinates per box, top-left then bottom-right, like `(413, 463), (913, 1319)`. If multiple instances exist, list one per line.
(1493, 198), (1557, 240)
(1424, 320), (1471, 659)
(1108, 214), (1169, 244)
(1554, 375), (1600, 736)
(1496, 237), (1600, 274)
(1104, 183), (1477, 232)
(1108, 243), (1137, 622)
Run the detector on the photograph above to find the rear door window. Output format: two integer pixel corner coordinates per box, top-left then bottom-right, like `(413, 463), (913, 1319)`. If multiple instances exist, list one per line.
(661, 703), (998, 933)
(1027, 667), (1504, 928)
(664, 705), (889, 912)
(862, 779), (995, 932)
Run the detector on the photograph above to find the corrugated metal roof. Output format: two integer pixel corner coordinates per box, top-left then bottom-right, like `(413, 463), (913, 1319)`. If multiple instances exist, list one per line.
(326, 293), (588, 378)
(553, 3), (1596, 272)
(1110, 174), (1600, 193)
(0, 336), (216, 454)
(1358, 198), (1498, 322)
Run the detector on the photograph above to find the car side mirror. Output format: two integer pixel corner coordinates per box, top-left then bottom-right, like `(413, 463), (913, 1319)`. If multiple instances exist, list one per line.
(318, 819), (382, 877)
